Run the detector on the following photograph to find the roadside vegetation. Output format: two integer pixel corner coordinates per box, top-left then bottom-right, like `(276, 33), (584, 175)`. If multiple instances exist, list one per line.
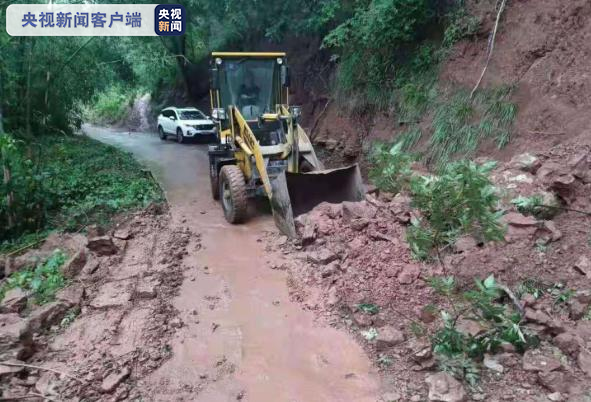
(0, 249), (67, 305)
(369, 143), (505, 261)
(1, 134), (163, 252)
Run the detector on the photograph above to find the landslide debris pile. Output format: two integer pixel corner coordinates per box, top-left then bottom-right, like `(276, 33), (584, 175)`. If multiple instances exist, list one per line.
(1, 205), (198, 401)
(266, 144), (591, 401)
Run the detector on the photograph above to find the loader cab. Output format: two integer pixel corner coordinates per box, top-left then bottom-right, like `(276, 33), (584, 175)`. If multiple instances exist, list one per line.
(209, 52), (290, 145)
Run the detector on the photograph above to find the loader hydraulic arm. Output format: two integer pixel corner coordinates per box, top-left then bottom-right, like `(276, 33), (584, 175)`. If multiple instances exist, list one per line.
(229, 106), (273, 198)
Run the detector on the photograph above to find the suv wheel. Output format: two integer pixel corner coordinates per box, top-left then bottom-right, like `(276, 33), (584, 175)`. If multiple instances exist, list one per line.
(158, 126), (166, 140)
(176, 128), (184, 144)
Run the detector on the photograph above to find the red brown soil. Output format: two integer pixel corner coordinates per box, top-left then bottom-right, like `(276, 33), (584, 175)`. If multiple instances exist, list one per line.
(1, 206), (198, 401)
(263, 144), (591, 401)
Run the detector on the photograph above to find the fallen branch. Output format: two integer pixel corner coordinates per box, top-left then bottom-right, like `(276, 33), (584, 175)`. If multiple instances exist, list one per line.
(0, 362), (82, 383)
(0, 393), (57, 402)
(498, 282), (524, 316)
(470, 0), (508, 98)
(537, 204), (591, 217)
(528, 130), (566, 136)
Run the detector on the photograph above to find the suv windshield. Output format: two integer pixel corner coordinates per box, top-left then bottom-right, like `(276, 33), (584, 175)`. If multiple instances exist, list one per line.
(218, 58), (280, 120)
(179, 110), (205, 120)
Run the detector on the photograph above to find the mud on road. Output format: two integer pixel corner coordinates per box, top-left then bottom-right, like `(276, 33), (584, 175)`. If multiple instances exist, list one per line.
(53, 126), (379, 401)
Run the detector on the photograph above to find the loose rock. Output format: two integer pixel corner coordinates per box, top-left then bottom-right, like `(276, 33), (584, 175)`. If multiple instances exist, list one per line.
(573, 256), (591, 277)
(522, 349), (562, 372)
(0, 288), (28, 314)
(27, 301), (68, 333)
(87, 236), (118, 256)
(425, 372), (467, 402)
(307, 248), (338, 265)
(397, 264), (420, 285)
(577, 349), (591, 377)
(61, 249), (87, 278)
(375, 326), (405, 351)
(510, 153), (542, 173)
(101, 367), (130, 393)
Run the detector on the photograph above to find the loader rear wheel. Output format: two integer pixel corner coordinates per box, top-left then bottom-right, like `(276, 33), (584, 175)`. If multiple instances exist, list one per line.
(219, 165), (248, 224)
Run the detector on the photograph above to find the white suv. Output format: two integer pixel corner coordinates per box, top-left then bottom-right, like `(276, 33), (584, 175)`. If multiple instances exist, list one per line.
(157, 107), (217, 143)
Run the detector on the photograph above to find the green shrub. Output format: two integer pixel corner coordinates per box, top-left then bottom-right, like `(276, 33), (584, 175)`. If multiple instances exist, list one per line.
(1, 249), (68, 305)
(84, 85), (135, 124)
(442, 6), (480, 49)
(430, 275), (537, 386)
(0, 134), (163, 248)
(407, 160), (504, 260)
(369, 142), (415, 194)
(1, 135), (54, 240)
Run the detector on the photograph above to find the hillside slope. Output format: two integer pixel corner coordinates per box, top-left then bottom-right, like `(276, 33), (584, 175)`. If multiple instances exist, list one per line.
(308, 0), (591, 166)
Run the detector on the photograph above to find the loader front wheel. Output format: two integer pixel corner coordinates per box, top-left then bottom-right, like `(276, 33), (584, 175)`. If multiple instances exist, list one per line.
(219, 165), (248, 224)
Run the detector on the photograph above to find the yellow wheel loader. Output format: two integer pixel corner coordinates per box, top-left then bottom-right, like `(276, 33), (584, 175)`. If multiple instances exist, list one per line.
(207, 52), (365, 237)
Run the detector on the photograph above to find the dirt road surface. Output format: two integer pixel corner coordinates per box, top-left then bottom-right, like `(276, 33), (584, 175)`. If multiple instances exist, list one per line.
(83, 125), (381, 402)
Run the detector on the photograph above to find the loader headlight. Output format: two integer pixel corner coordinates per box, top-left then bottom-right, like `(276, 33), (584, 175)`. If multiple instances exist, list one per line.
(215, 57), (222, 65)
(276, 57), (283, 65)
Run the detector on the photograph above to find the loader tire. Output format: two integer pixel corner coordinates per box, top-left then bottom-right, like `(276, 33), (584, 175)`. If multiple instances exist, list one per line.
(219, 165), (248, 224)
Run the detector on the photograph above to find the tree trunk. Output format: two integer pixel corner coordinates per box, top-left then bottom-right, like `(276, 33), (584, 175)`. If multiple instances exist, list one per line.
(25, 38), (35, 136)
(0, 65), (4, 135)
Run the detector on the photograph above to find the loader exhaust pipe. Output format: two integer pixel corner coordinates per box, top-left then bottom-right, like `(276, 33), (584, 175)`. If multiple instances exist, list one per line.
(270, 165), (365, 238)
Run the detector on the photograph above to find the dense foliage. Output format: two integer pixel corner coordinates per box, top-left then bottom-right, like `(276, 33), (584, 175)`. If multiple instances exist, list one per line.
(1, 134), (163, 247)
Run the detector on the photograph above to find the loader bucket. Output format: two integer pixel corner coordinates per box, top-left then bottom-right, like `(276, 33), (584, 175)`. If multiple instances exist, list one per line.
(270, 165), (365, 238)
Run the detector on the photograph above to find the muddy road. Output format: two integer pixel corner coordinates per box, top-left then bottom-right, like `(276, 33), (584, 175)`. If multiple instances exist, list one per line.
(84, 125), (381, 402)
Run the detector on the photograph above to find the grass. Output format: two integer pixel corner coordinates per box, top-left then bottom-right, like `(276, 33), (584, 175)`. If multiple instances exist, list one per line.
(0, 249), (68, 305)
(1, 134), (163, 253)
(389, 85), (517, 167)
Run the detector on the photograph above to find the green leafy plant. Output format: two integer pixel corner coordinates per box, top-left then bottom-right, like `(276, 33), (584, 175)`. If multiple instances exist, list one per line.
(361, 327), (379, 341)
(1, 249), (68, 305)
(369, 142), (415, 194)
(60, 306), (80, 328)
(429, 275), (536, 386)
(407, 160), (504, 260)
(377, 354), (394, 366)
(357, 303), (380, 315)
(442, 6), (480, 49)
(511, 194), (560, 220)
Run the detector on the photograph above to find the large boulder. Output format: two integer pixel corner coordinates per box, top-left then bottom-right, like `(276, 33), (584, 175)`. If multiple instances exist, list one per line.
(425, 372), (467, 402)
(61, 249), (87, 279)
